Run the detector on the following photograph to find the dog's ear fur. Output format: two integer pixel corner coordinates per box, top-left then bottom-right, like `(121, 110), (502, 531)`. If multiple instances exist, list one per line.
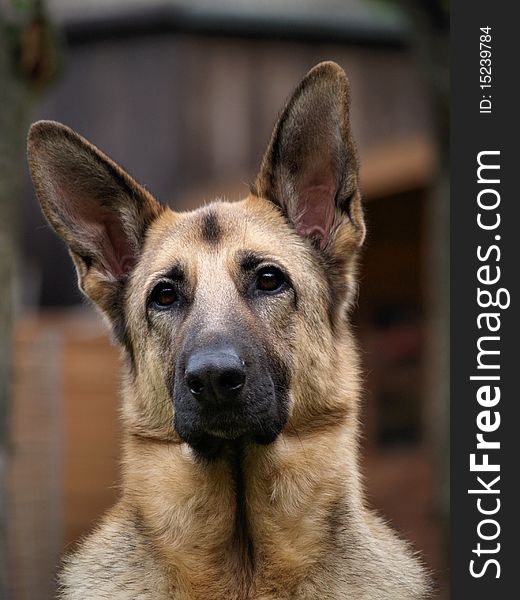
(253, 61), (365, 253)
(27, 120), (164, 330)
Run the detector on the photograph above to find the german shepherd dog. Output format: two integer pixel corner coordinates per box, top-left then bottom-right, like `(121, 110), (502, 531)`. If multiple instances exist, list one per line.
(28, 62), (430, 599)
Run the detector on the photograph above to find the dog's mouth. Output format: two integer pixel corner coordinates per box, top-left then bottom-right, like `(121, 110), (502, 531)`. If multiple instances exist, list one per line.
(176, 429), (283, 460)
(198, 407), (250, 441)
(171, 343), (291, 459)
(173, 388), (288, 459)
(203, 423), (249, 440)
(174, 418), (286, 460)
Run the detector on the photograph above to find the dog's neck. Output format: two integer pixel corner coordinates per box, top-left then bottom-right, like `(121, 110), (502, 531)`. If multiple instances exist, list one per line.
(122, 420), (360, 599)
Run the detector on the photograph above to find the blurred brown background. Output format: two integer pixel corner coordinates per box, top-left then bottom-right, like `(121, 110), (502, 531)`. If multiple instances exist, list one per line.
(1, 1), (449, 598)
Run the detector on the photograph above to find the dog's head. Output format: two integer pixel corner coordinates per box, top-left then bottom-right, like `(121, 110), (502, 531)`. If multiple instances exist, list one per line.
(28, 62), (365, 458)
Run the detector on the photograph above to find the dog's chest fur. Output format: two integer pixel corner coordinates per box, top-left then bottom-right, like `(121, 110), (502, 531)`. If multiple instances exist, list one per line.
(60, 433), (428, 599)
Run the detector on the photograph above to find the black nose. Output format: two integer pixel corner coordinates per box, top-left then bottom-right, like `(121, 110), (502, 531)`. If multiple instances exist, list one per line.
(185, 348), (246, 404)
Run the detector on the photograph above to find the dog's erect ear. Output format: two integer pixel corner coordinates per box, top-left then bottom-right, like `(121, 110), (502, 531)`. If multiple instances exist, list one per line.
(254, 61), (365, 252)
(27, 120), (164, 327)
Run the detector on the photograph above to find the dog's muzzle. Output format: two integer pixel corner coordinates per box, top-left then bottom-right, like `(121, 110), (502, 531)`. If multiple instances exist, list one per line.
(172, 340), (289, 458)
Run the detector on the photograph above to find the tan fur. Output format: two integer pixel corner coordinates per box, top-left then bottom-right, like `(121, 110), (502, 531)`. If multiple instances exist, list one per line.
(28, 62), (431, 599)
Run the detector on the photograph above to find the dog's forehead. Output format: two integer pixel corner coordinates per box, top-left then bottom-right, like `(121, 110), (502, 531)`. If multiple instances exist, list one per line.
(138, 196), (304, 275)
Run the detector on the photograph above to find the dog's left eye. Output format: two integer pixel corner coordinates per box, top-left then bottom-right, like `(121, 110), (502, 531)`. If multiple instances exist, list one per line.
(150, 282), (178, 308)
(255, 266), (286, 293)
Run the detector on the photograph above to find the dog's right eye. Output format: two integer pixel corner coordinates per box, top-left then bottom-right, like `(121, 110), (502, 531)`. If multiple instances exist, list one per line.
(150, 282), (178, 308)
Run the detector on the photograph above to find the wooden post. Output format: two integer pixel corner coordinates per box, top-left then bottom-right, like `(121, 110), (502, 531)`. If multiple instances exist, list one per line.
(0, 2), (59, 595)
